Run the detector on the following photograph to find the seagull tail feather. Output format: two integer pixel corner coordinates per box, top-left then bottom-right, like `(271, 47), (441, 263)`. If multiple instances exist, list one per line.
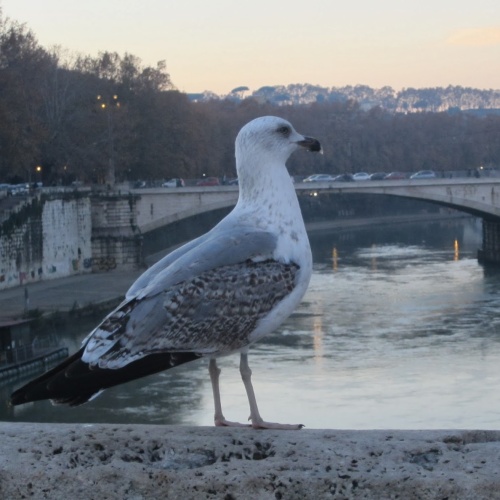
(10, 348), (201, 407)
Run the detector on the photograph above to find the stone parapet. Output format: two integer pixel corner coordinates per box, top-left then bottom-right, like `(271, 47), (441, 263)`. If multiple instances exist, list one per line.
(0, 423), (498, 499)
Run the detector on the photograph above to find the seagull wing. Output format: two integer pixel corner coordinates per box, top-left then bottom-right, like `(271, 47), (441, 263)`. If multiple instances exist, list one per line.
(82, 227), (300, 369)
(125, 233), (209, 299)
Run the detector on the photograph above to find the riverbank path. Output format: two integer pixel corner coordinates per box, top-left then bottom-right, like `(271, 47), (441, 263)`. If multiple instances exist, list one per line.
(0, 269), (143, 322)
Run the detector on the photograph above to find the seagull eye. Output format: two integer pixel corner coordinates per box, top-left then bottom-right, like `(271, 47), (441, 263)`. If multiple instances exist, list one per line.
(276, 125), (291, 137)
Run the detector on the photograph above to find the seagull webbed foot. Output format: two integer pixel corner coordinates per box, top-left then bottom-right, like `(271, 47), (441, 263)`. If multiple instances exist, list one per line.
(214, 416), (251, 428)
(250, 417), (304, 430)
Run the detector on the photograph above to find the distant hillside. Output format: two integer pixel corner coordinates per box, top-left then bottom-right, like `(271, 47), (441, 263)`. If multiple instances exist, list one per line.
(189, 84), (500, 113)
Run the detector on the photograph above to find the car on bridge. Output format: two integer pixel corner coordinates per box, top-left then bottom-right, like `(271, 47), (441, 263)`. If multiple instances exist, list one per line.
(302, 174), (337, 182)
(410, 170), (436, 179)
(196, 177), (220, 186)
(384, 172), (407, 180)
(162, 178), (185, 187)
(353, 172), (371, 181)
(369, 172), (387, 180)
(332, 174), (354, 182)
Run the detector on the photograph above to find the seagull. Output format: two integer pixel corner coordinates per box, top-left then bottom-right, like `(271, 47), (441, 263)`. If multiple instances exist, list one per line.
(10, 116), (322, 430)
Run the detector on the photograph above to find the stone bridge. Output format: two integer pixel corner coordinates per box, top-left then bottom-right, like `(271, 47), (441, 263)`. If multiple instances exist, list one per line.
(133, 186), (239, 233)
(6, 178), (498, 290)
(130, 178), (500, 264)
(133, 178), (500, 231)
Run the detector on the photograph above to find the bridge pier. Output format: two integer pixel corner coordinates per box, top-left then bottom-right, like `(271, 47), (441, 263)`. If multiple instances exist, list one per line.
(90, 193), (143, 271)
(478, 218), (500, 265)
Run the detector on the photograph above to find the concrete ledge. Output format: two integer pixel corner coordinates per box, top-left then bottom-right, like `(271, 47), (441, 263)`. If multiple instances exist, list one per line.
(0, 423), (498, 499)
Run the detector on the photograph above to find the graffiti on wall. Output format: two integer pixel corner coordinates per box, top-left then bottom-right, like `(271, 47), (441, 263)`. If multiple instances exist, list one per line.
(93, 257), (117, 271)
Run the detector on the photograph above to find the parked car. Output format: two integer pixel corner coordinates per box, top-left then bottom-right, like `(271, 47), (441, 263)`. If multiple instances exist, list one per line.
(310, 174), (337, 182)
(352, 172), (371, 181)
(332, 174), (354, 182)
(384, 172), (407, 180)
(410, 170), (436, 180)
(227, 178), (239, 185)
(196, 177), (220, 186)
(369, 172), (387, 181)
(303, 174), (321, 182)
(162, 178), (184, 187)
(8, 184), (29, 195)
(302, 174), (337, 182)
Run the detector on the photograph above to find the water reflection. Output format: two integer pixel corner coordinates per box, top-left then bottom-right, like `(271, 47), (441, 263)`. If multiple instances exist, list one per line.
(3, 217), (500, 429)
(332, 247), (338, 271)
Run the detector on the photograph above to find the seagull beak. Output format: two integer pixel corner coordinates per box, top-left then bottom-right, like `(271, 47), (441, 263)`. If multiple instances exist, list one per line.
(297, 136), (323, 154)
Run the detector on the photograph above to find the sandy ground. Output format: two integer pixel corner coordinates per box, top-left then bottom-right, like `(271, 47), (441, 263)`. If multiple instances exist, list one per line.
(0, 423), (499, 499)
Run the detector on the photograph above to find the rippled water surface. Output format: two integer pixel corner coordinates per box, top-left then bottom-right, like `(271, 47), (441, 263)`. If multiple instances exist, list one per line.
(3, 217), (500, 429)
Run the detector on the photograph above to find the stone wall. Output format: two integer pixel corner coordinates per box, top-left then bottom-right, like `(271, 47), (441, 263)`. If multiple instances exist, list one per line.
(0, 195), (92, 290)
(90, 192), (143, 272)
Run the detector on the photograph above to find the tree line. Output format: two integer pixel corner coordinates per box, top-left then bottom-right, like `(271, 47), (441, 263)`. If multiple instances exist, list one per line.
(1, 14), (500, 187)
(221, 83), (500, 113)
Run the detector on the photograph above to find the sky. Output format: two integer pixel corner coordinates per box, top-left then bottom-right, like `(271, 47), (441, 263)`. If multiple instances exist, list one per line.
(1, 0), (500, 94)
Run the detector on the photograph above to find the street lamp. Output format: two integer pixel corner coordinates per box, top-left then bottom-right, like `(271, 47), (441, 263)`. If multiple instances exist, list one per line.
(97, 94), (120, 186)
(35, 165), (42, 186)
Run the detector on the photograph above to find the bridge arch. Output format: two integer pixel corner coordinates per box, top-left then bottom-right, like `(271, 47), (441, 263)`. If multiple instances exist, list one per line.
(294, 179), (500, 220)
(132, 179), (500, 264)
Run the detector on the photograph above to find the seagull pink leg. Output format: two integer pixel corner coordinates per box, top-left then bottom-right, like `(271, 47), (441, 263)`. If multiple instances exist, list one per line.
(209, 358), (249, 427)
(239, 353), (304, 430)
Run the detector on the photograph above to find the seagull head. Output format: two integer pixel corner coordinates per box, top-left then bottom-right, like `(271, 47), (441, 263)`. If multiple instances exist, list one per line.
(235, 116), (322, 169)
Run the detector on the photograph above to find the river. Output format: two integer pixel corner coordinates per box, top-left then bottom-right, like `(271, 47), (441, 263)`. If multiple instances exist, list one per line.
(2, 216), (500, 429)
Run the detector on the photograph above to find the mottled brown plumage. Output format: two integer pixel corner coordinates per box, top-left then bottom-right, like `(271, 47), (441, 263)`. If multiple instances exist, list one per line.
(95, 260), (299, 364)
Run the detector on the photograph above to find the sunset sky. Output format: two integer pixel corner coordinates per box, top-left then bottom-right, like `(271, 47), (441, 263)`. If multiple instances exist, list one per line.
(2, 0), (499, 94)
